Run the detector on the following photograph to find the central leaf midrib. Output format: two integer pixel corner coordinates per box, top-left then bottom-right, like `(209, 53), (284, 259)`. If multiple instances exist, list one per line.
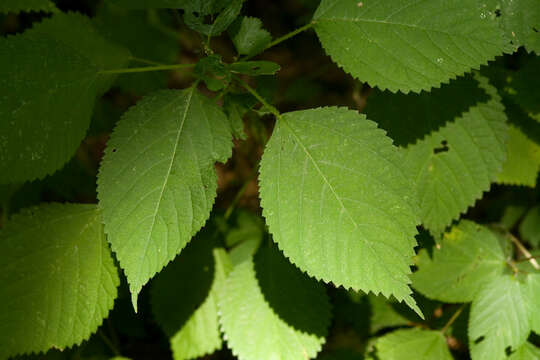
(135, 87), (196, 285)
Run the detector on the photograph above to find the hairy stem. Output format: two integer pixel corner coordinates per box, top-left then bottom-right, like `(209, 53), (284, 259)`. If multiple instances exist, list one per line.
(98, 63), (195, 75)
(242, 22), (315, 61)
(236, 77), (281, 118)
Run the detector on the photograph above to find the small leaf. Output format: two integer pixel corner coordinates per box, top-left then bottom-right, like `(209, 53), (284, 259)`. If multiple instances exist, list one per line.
(313, 0), (507, 93)
(151, 228), (232, 360)
(229, 16), (272, 56)
(97, 88), (233, 310)
(0, 203), (119, 358)
(218, 244), (331, 360)
(411, 221), (507, 302)
(375, 328), (453, 360)
(500, 0), (540, 54)
(229, 61), (281, 76)
(259, 107), (421, 314)
(469, 275), (531, 360)
(496, 125), (540, 187)
(184, 0), (245, 36)
(0, 0), (57, 13)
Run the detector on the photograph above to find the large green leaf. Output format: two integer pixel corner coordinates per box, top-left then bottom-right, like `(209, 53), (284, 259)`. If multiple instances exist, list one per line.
(375, 328), (453, 360)
(0, 14), (130, 184)
(469, 275), (531, 360)
(0, 0), (56, 13)
(259, 107), (421, 313)
(97, 88), (233, 309)
(313, 0), (507, 93)
(218, 244), (331, 360)
(412, 221), (507, 302)
(152, 229), (231, 360)
(496, 125), (540, 187)
(400, 76), (508, 234)
(500, 0), (540, 54)
(0, 203), (119, 358)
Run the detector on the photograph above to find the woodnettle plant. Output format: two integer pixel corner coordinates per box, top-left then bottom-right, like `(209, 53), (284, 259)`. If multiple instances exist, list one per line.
(1, 0), (540, 359)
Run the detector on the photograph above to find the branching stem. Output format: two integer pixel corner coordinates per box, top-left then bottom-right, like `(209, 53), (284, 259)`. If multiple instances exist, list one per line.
(508, 233), (540, 269)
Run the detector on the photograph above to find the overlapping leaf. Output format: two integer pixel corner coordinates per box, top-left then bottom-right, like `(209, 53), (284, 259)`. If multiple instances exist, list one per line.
(259, 107), (421, 313)
(0, 203), (119, 358)
(218, 244), (331, 360)
(0, 14), (130, 184)
(412, 221), (507, 302)
(97, 88), (233, 309)
(313, 0), (507, 93)
(469, 275), (532, 360)
(152, 229), (231, 360)
(395, 76), (507, 234)
(375, 328), (453, 360)
(0, 0), (56, 13)
(496, 125), (540, 187)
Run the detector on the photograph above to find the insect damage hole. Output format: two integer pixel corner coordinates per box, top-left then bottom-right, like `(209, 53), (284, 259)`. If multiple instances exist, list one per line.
(474, 336), (485, 344)
(433, 140), (449, 154)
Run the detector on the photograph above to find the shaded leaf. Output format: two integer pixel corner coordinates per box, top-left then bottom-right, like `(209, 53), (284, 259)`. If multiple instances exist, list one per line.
(0, 0), (56, 13)
(520, 206), (540, 248)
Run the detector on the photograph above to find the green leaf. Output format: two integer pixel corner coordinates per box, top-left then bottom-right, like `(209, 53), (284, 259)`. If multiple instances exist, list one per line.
(94, 4), (179, 95)
(97, 88), (233, 310)
(259, 107), (421, 314)
(0, 14), (130, 184)
(218, 244), (331, 360)
(400, 76), (508, 234)
(526, 273), (540, 334)
(313, 0), (507, 93)
(0, 203), (119, 358)
(229, 61), (281, 76)
(184, 0), (245, 36)
(496, 125), (540, 187)
(500, 0), (540, 54)
(375, 328), (453, 360)
(194, 55), (231, 91)
(500, 205), (527, 231)
(509, 342), (540, 360)
(151, 229), (232, 360)
(520, 206), (540, 248)
(0, 0), (57, 13)
(229, 16), (272, 56)
(411, 221), (507, 302)
(469, 275), (531, 360)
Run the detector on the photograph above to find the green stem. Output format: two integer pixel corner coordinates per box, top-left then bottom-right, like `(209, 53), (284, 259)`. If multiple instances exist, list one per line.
(508, 233), (540, 270)
(441, 305), (465, 334)
(98, 63), (195, 75)
(224, 163), (260, 221)
(242, 22), (315, 61)
(99, 330), (121, 356)
(236, 77), (281, 118)
(129, 56), (165, 66)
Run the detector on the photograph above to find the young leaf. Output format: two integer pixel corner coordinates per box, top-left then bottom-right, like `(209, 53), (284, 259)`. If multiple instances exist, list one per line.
(97, 88), (233, 310)
(0, 14), (130, 185)
(500, 0), (540, 54)
(469, 275), (531, 360)
(218, 244), (331, 360)
(151, 229), (232, 360)
(0, 203), (119, 358)
(496, 125), (540, 187)
(0, 0), (57, 13)
(229, 16), (272, 56)
(313, 0), (507, 93)
(519, 206), (540, 248)
(375, 328), (453, 360)
(509, 342), (540, 360)
(259, 107), (421, 314)
(411, 221), (507, 302)
(184, 0), (245, 37)
(400, 76), (508, 234)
